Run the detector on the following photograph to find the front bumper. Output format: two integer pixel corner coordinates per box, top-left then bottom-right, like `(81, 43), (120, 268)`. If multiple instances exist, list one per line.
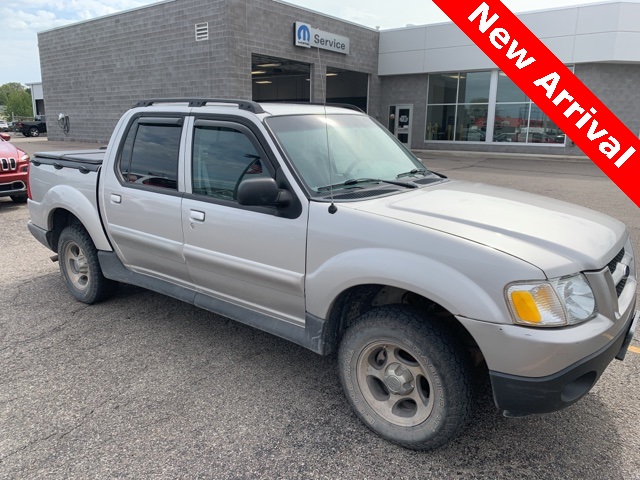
(0, 170), (28, 198)
(490, 308), (638, 416)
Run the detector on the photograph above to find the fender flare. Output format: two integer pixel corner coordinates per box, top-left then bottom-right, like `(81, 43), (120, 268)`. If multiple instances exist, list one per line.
(44, 184), (112, 251)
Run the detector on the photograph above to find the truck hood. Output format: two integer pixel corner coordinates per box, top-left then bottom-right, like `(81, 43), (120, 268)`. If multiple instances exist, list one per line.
(352, 180), (626, 277)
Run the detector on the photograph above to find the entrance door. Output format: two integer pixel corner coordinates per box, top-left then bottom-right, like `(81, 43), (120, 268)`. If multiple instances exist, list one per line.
(390, 105), (413, 147)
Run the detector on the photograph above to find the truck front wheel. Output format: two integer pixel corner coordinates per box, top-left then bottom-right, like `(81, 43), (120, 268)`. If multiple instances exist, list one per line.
(338, 305), (473, 450)
(29, 127), (40, 137)
(58, 224), (116, 304)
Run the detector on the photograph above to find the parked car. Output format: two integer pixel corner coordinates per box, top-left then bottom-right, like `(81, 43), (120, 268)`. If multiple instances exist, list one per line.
(529, 132), (557, 143)
(493, 132), (516, 142)
(0, 132), (30, 203)
(0, 120), (9, 132)
(27, 99), (638, 450)
(16, 119), (47, 137)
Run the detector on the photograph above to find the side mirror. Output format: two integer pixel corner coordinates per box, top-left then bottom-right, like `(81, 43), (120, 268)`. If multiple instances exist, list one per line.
(0, 133), (10, 141)
(237, 177), (292, 207)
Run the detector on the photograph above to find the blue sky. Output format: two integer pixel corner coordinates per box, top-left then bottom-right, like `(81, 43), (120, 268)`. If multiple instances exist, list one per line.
(0, 0), (631, 85)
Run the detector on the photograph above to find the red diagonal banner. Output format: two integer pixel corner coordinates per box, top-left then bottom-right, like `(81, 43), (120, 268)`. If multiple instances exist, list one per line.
(432, 0), (640, 208)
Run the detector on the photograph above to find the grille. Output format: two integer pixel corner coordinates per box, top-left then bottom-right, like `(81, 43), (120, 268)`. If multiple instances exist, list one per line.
(324, 188), (400, 200)
(1, 157), (17, 171)
(0, 181), (25, 192)
(607, 247), (628, 298)
(608, 248), (625, 274)
(617, 278), (628, 297)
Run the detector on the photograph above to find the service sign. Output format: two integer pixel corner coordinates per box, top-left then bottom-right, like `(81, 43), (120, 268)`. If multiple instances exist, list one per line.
(294, 22), (350, 54)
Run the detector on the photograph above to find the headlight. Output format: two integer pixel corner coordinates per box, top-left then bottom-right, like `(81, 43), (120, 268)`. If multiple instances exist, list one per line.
(506, 274), (597, 327)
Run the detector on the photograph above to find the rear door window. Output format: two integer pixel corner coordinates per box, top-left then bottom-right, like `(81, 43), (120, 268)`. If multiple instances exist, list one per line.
(118, 117), (183, 190)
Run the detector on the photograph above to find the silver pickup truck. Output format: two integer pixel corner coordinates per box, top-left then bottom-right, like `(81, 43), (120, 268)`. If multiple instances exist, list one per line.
(27, 99), (638, 450)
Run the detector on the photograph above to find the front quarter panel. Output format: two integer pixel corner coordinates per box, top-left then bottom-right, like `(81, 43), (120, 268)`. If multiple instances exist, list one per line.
(305, 201), (544, 323)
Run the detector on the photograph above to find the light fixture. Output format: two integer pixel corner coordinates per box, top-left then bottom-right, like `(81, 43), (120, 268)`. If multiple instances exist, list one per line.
(255, 80), (272, 84)
(251, 70), (267, 75)
(326, 73), (338, 77)
(257, 63), (281, 68)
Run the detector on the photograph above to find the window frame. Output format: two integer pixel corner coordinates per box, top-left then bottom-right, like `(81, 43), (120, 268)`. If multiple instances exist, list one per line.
(114, 114), (186, 196)
(425, 71), (491, 143)
(183, 114), (303, 220)
(188, 119), (276, 204)
(425, 69), (570, 146)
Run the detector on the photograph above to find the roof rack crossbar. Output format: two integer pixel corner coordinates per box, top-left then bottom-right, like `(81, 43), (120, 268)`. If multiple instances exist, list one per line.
(133, 98), (265, 114)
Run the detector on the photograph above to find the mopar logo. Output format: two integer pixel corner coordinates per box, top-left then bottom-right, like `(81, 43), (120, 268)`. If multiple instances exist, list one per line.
(298, 24), (310, 43)
(295, 22), (311, 48)
(293, 21), (350, 54)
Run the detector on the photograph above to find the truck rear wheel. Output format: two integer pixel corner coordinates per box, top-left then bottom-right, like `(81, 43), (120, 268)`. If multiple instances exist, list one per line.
(58, 224), (116, 304)
(338, 305), (473, 450)
(29, 127), (40, 137)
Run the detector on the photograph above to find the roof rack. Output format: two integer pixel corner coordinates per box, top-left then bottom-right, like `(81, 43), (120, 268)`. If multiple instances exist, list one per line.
(306, 102), (365, 113)
(133, 99), (265, 114)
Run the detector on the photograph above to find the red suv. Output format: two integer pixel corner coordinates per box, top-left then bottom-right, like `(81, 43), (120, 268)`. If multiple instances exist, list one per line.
(0, 133), (30, 203)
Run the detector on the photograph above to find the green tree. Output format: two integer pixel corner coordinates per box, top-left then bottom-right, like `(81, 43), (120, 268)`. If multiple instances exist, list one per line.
(0, 83), (33, 118)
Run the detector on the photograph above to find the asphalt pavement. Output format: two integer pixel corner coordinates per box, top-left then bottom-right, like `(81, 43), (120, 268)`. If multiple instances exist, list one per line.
(1, 135), (639, 479)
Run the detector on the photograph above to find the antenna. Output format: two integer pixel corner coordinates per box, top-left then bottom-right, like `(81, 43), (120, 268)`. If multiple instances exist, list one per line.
(316, 40), (337, 214)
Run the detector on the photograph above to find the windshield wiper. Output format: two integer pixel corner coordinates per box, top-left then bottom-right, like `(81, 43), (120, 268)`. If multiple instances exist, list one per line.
(396, 168), (428, 179)
(318, 178), (417, 192)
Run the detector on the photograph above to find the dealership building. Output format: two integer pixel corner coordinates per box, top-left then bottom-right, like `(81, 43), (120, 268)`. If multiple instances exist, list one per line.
(38, 0), (640, 155)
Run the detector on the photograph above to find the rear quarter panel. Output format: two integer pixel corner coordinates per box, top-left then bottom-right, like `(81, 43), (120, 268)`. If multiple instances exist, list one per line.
(28, 164), (112, 251)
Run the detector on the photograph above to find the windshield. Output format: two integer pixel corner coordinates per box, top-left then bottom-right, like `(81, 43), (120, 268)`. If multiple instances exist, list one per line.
(265, 114), (431, 194)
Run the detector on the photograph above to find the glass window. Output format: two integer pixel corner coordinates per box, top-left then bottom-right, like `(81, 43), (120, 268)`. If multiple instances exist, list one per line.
(496, 72), (528, 103)
(267, 114), (427, 193)
(425, 71), (490, 142)
(457, 104), (489, 142)
(427, 74), (459, 104)
(426, 105), (456, 141)
(426, 69), (570, 144)
(493, 103), (529, 142)
(526, 106), (566, 145)
(119, 120), (181, 189)
(458, 71), (491, 104)
(192, 126), (271, 201)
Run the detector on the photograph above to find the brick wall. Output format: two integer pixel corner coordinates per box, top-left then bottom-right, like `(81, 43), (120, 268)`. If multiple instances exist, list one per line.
(38, 0), (380, 142)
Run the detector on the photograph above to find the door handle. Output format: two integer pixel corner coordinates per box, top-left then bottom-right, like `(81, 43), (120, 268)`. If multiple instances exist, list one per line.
(111, 194), (122, 204)
(190, 210), (205, 222)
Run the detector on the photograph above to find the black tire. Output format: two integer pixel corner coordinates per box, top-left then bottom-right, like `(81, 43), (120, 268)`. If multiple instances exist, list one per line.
(58, 224), (116, 304)
(29, 127), (40, 137)
(338, 305), (473, 450)
(22, 131), (30, 137)
(10, 194), (28, 204)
